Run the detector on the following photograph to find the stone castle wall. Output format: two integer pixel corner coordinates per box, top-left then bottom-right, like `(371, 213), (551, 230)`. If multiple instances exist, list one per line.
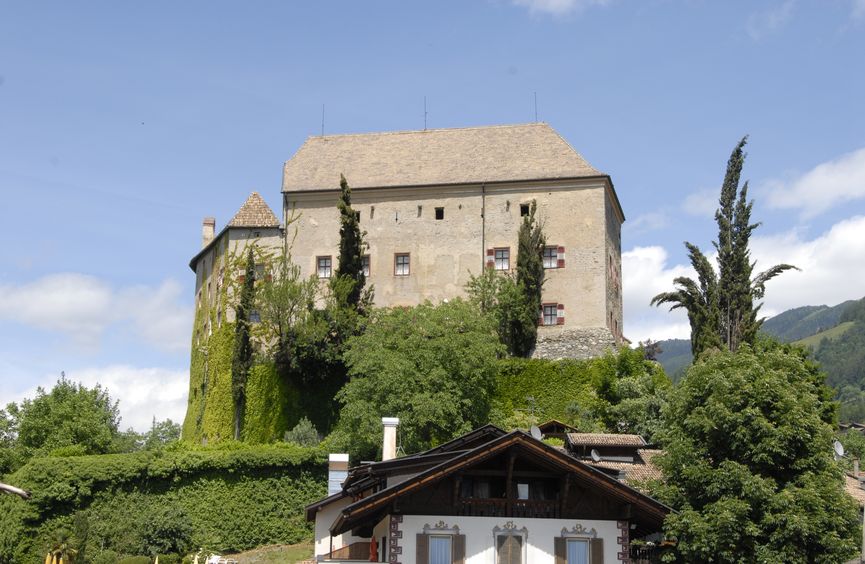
(532, 326), (620, 360)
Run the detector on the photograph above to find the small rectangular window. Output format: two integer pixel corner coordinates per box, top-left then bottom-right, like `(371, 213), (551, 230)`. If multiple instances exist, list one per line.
(249, 310), (261, 323)
(362, 255), (370, 277)
(543, 246), (558, 269)
(543, 304), (558, 326)
(395, 253), (410, 276)
(494, 248), (510, 271)
(435, 207), (444, 220)
(520, 204), (530, 217)
(254, 264), (265, 280)
(429, 535), (452, 564)
(317, 256), (332, 279)
(566, 539), (589, 564)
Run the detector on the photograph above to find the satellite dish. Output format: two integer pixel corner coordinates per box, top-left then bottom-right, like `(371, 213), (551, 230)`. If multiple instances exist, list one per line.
(590, 449), (601, 462)
(834, 440), (845, 460)
(530, 425), (543, 440)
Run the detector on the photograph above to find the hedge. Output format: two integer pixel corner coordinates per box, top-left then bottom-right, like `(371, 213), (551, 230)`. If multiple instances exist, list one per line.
(0, 443), (326, 563)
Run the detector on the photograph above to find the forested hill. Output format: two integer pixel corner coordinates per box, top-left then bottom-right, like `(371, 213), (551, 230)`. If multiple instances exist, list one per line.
(654, 296), (865, 422)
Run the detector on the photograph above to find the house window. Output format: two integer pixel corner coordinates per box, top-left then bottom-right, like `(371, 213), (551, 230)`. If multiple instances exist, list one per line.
(429, 535), (452, 564)
(543, 304), (558, 326)
(317, 256), (332, 279)
(494, 248), (510, 271)
(435, 207), (445, 220)
(395, 253), (410, 276)
(249, 310), (261, 323)
(362, 255), (370, 277)
(496, 534), (523, 564)
(520, 204), (530, 217)
(566, 539), (589, 564)
(543, 246), (558, 269)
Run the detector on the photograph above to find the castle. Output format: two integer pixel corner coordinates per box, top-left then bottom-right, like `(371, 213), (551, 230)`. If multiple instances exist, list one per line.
(190, 122), (624, 360)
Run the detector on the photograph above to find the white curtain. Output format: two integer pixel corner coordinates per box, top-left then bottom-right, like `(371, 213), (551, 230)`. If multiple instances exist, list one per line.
(429, 535), (452, 564)
(567, 539), (588, 564)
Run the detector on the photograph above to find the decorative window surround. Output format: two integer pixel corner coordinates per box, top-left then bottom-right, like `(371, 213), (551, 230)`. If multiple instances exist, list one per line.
(493, 521), (528, 564)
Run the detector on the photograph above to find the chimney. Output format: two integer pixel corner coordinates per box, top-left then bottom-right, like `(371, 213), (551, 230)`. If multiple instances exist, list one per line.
(382, 417), (400, 461)
(328, 453), (349, 495)
(202, 217), (216, 248)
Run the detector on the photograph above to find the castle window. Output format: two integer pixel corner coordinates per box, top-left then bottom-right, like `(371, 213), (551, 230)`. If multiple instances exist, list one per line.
(395, 253), (410, 276)
(254, 264), (265, 280)
(362, 255), (370, 277)
(543, 247), (558, 269)
(317, 256), (332, 279)
(253, 231), (261, 238)
(249, 310), (261, 323)
(435, 207), (444, 220)
(541, 303), (565, 326)
(520, 204), (530, 217)
(418, 205), (423, 218)
(494, 248), (510, 271)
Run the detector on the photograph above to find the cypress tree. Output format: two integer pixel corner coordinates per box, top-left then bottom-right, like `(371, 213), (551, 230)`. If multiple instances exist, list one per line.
(231, 248), (255, 440)
(652, 137), (797, 356)
(514, 200), (546, 357)
(334, 174), (367, 308)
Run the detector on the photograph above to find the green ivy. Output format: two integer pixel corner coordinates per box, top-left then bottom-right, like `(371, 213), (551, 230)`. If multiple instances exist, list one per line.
(0, 444), (325, 563)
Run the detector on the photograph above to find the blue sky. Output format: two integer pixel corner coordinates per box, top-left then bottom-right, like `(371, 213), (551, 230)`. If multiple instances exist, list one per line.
(2, 0), (864, 430)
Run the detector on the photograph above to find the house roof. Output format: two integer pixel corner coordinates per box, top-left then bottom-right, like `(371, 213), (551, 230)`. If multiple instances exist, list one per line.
(845, 473), (865, 506)
(583, 449), (664, 490)
(567, 433), (648, 447)
(538, 419), (580, 434)
(188, 192), (281, 271)
(327, 430), (671, 536)
(227, 191), (281, 227)
(282, 123), (605, 192)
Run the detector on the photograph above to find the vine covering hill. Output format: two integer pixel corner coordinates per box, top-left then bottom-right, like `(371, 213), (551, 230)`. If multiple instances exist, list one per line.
(0, 443), (325, 563)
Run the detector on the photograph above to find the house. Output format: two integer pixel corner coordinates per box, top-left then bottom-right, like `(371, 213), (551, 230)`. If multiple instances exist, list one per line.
(564, 433), (663, 490)
(306, 421), (671, 564)
(279, 122), (625, 360)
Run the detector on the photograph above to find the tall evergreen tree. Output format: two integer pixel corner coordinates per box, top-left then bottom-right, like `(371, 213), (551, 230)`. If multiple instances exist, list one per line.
(514, 200), (546, 357)
(231, 247), (255, 440)
(652, 137), (796, 356)
(334, 174), (369, 308)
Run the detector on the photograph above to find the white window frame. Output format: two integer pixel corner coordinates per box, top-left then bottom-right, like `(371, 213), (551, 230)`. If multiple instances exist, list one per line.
(317, 256), (332, 279)
(428, 534), (453, 564)
(494, 248), (510, 271)
(543, 246), (558, 269)
(566, 539), (590, 564)
(395, 253), (410, 276)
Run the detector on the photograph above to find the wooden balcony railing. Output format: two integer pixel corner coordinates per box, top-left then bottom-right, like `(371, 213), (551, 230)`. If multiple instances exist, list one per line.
(459, 498), (558, 518)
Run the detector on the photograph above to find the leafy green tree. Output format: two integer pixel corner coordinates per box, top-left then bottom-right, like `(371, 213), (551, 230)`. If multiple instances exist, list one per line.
(142, 418), (181, 451)
(334, 174), (371, 309)
(652, 137), (796, 357)
(466, 267), (536, 356)
(0, 375), (120, 472)
(654, 344), (858, 562)
(335, 300), (504, 459)
(284, 416), (320, 446)
(232, 248), (256, 440)
(514, 200), (546, 356)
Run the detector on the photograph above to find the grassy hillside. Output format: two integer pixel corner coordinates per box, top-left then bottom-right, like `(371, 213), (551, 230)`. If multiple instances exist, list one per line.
(652, 339), (692, 383)
(794, 321), (856, 349)
(762, 301), (855, 342)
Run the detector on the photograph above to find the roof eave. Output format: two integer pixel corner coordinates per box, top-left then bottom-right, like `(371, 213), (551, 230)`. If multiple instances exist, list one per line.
(281, 175), (611, 195)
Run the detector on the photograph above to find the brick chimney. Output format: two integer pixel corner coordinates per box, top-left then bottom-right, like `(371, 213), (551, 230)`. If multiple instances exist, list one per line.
(382, 417), (399, 461)
(202, 217), (216, 248)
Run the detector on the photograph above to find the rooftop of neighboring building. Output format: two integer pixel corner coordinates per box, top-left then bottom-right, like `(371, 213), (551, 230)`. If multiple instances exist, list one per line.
(282, 122), (605, 192)
(567, 432), (648, 447)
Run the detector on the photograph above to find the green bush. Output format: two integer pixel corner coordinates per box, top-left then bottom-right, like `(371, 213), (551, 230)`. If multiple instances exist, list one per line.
(118, 557), (151, 564)
(0, 443), (326, 563)
(90, 550), (120, 564)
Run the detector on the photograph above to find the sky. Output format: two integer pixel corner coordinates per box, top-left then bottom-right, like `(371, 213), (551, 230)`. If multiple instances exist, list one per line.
(1, 1), (864, 431)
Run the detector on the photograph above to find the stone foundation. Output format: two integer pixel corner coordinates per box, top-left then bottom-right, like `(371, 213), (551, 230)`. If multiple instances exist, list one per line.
(532, 326), (619, 360)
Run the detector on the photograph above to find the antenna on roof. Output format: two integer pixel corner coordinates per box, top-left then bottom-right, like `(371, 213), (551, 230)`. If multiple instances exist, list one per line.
(424, 96), (428, 130)
(321, 104), (325, 137)
(534, 91), (538, 122)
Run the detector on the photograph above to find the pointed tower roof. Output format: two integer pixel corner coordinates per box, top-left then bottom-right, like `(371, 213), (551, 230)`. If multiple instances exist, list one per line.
(227, 192), (281, 227)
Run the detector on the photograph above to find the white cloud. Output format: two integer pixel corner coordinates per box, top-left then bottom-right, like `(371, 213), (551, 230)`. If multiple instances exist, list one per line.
(623, 210), (669, 234)
(11, 365), (189, 433)
(511, 0), (612, 16)
(0, 273), (192, 353)
(623, 215), (865, 343)
(764, 146), (865, 218)
(681, 188), (718, 217)
(746, 0), (796, 40)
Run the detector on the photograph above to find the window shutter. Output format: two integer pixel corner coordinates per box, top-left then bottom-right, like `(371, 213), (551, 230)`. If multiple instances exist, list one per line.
(486, 248), (495, 268)
(237, 274), (246, 283)
(557, 303), (565, 325)
(590, 538), (603, 564)
(557, 246), (566, 268)
(554, 537), (566, 564)
(453, 534), (466, 564)
(416, 534), (429, 564)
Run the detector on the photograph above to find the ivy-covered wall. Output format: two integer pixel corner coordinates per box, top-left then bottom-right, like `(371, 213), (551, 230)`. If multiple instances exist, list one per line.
(0, 444), (326, 563)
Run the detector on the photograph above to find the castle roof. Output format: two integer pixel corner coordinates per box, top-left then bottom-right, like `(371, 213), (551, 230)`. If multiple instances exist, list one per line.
(282, 123), (604, 192)
(227, 192), (281, 227)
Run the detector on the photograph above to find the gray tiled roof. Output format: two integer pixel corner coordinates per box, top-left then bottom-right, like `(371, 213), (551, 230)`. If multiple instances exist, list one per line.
(282, 123), (603, 192)
(228, 192), (281, 227)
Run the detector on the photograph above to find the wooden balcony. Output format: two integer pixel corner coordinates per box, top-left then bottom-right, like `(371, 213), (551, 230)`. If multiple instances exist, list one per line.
(459, 497), (559, 518)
